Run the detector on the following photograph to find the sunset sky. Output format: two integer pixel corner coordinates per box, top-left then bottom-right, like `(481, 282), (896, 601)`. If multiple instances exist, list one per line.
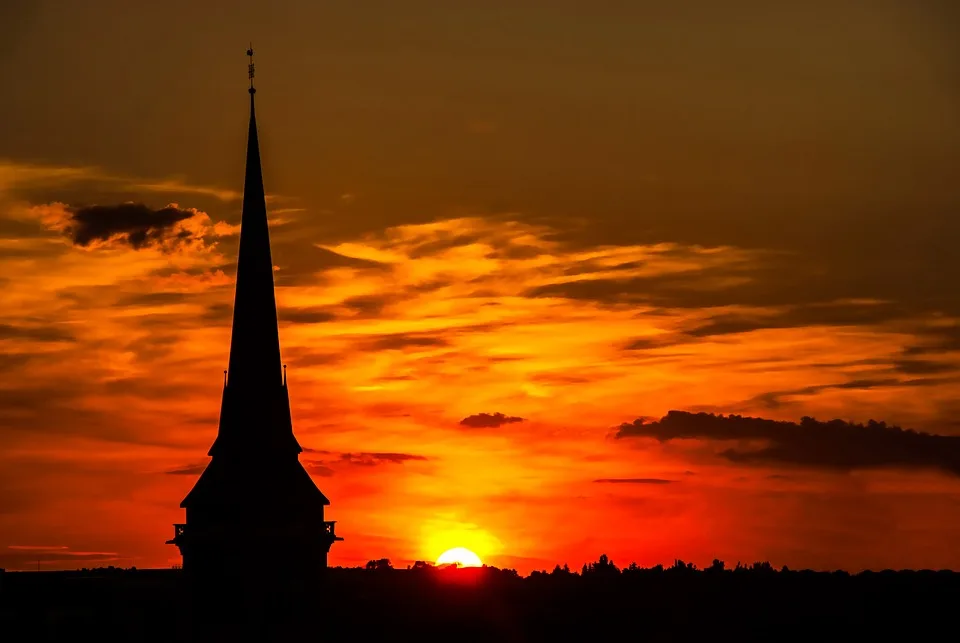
(2, 1), (960, 574)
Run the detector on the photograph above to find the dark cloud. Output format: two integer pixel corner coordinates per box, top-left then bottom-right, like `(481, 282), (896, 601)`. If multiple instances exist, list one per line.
(560, 258), (646, 278)
(617, 410), (960, 476)
(0, 216), (49, 242)
(57, 203), (202, 250)
(622, 336), (688, 351)
(407, 233), (483, 259)
(524, 240), (960, 326)
(305, 462), (335, 477)
(459, 412), (525, 429)
(903, 325), (960, 356)
(593, 478), (673, 485)
(313, 247), (389, 271)
(283, 351), (344, 369)
(0, 353), (35, 372)
(358, 333), (449, 351)
(115, 291), (192, 308)
(405, 279), (454, 295)
(272, 245), (389, 287)
(339, 452), (427, 466)
(122, 334), (181, 364)
(165, 462), (208, 476)
(281, 307), (338, 324)
(201, 302), (233, 323)
(524, 271), (752, 307)
(341, 294), (396, 316)
(100, 377), (201, 401)
(748, 377), (953, 411)
(0, 381), (199, 449)
(530, 372), (595, 385)
(486, 244), (545, 260)
(280, 294), (399, 326)
(892, 359), (957, 376)
(0, 322), (75, 342)
(0, 547), (123, 570)
(303, 451), (426, 475)
(686, 301), (912, 338)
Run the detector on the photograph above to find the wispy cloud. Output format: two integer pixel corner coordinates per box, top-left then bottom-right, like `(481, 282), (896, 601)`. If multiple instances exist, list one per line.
(594, 478), (673, 485)
(0, 160), (241, 201)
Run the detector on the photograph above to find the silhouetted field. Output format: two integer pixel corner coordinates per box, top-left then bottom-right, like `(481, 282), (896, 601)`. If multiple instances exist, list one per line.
(2, 558), (956, 642)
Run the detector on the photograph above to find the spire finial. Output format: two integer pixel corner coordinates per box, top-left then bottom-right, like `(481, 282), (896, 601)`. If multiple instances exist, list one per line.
(246, 44), (256, 94)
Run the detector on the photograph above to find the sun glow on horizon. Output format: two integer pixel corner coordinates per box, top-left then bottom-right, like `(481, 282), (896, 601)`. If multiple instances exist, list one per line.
(436, 547), (483, 568)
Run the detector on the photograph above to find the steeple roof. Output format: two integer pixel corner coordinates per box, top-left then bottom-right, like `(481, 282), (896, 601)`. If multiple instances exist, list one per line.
(179, 48), (328, 512)
(226, 87), (283, 392)
(200, 53), (304, 463)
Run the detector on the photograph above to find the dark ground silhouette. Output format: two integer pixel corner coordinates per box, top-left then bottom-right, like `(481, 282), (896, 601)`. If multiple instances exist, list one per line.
(2, 556), (956, 642)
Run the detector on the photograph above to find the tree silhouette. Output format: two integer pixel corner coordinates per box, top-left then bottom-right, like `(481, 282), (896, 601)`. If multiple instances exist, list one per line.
(365, 558), (393, 571)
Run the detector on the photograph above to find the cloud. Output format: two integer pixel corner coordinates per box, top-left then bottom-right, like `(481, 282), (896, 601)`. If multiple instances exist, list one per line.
(594, 478), (673, 485)
(892, 359), (956, 375)
(0, 322), (74, 342)
(114, 291), (193, 308)
(617, 411), (960, 476)
(201, 302), (234, 323)
(282, 307), (339, 324)
(406, 233), (485, 260)
(303, 451), (427, 475)
(0, 160), (241, 202)
(747, 377), (954, 411)
(311, 245), (390, 271)
(522, 250), (761, 307)
(341, 294), (397, 316)
(460, 412), (525, 429)
(282, 350), (344, 368)
(339, 452), (428, 466)
(8, 544), (68, 550)
(164, 448), (427, 476)
(305, 462), (335, 476)
(903, 324), (960, 356)
(685, 300), (912, 338)
(272, 245), (390, 287)
(165, 462), (208, 476)
(35, 202), (227, 252)
(1, 544), (123, 569)
(358, 333), (449, 351)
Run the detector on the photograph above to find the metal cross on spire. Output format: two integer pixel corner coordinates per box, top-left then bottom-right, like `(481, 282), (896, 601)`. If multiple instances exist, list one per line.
(246, 44), (255, 93)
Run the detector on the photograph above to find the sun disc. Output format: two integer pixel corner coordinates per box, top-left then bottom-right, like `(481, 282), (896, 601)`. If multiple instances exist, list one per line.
(436, 547), (482, 567)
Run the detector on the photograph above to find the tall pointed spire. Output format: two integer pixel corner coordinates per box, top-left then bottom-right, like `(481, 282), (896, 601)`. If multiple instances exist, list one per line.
(205, 48), (300, 458)
(226, 45), (282, 392)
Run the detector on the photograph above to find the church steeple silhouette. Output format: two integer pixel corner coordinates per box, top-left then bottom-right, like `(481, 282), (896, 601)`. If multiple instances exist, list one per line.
(167, 48), (341, 577)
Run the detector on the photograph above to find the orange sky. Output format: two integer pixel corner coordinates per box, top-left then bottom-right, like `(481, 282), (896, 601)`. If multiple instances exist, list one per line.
(2, 1), (960, 574)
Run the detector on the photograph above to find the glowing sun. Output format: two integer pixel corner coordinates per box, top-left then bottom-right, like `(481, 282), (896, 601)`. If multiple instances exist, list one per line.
(436, 547), (483, 568)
